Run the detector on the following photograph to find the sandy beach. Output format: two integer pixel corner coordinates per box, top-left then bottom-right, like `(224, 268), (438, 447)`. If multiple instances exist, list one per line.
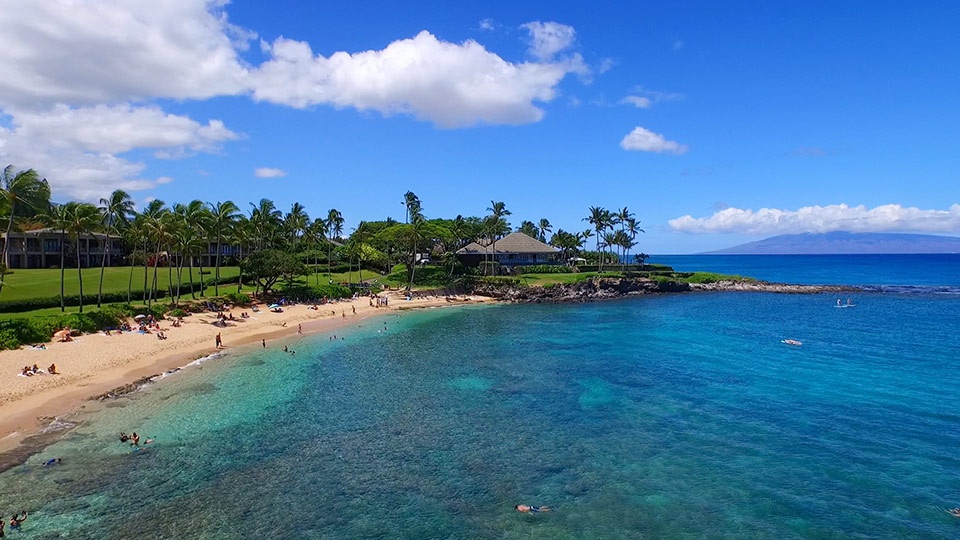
(0, 290), (489, 455)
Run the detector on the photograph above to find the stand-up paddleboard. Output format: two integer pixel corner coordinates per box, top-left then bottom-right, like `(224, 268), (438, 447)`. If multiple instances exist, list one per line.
(781, 339), (803, 346)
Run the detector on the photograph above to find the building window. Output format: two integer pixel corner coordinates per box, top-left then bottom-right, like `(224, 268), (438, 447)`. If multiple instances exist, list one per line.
(44, 239), (59, 252)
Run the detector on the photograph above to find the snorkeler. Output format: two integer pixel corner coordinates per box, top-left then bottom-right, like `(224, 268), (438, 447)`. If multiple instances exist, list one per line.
(514, 504), (551, 513)
(44, 458), (61, 466)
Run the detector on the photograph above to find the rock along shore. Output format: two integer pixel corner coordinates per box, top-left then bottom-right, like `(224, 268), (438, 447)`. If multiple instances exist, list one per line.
(470, 277), (859, 303)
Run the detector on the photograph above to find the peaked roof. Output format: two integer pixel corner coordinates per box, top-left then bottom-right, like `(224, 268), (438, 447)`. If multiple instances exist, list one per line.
(457, 232), (559, 254)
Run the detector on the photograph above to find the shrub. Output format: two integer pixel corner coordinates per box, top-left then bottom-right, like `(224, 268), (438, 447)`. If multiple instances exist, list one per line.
(224, 292), (252, 306)
(517, 265), (572, 274)
(167, 308), (187, 318)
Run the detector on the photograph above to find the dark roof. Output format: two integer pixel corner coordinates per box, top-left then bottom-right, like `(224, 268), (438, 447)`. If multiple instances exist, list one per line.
(457, 232), (558, 254)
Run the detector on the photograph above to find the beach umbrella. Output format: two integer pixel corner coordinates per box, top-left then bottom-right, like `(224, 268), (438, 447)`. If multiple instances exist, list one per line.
(268, 304), (280, 309)
(134, 314), (146, 320)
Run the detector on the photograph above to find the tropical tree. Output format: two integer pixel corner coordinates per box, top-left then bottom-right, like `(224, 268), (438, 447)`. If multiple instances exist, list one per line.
(209, 201), (240, 296)
(283, 202), (309, 248)
(305, 218), (327, 285)
(137, 200), (167, 304)
(517, 220), (539, 239)
(96, 190), (134, 307)
(40, 204), (71, 311)
(64, 202), (102, 312)
(538, 218), (553, 243)
(485, 201), (511, 275)
(0, 165), (51, 297)
(249, 198), (281, 250)
(623, 217), (644, 270)
(325, 208), (344, 277)
(584, 206), (613, 271)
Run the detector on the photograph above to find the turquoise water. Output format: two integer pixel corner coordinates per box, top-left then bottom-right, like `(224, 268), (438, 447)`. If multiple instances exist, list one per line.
(2, 292), (960, 538)
(651, 254), (960, 289)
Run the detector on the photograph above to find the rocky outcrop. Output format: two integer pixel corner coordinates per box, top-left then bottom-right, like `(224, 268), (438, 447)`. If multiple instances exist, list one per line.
(470, 277), (856, 303)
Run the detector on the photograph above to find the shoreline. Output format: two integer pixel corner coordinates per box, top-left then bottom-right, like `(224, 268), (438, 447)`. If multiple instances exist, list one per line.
(0, 290), (491, 465)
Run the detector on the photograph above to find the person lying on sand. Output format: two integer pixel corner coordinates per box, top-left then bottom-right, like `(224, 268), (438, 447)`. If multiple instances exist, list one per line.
(514, 504), (551, 513)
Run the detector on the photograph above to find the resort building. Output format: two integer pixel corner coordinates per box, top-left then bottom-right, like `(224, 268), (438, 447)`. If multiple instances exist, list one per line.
(0, 228), (125, 269)
(0, 229), (244, 269)
(456, 231), (561, 269)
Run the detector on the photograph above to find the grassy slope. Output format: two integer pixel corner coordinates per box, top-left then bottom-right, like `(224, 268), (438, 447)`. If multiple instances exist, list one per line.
(0, 266), (241, 302)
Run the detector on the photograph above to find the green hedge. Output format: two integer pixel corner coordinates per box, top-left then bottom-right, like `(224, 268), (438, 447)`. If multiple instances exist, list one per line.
(517, 265), (572, 274)
(480, 276), (521, 286)
(0, 303), (168, 350)
(278, 282), (353, 301)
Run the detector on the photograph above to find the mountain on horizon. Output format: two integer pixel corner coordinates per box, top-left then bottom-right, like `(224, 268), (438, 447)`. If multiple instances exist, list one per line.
(704, 232), (960, 254)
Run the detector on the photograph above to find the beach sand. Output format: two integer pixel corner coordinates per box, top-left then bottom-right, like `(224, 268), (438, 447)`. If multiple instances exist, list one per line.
(0, 290), (489, 455)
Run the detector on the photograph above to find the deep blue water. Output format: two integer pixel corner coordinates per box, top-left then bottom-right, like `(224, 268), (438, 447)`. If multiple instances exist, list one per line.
(2, 258), (960, 538)
(651, 254), (960, 289)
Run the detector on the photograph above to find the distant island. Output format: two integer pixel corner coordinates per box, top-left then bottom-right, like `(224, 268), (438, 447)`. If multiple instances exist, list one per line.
(705, 232), (960, 255)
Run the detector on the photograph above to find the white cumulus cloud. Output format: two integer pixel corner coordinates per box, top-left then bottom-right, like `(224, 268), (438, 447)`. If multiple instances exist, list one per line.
(620, 126), (688, 154)
(521, 21), (576, 61)
(621, 96), (652, 109)
(254, 167), (287, 178)
(668, 204), (960, 235)
(249, 30), (579, 128)
(0, 0), (250, 108)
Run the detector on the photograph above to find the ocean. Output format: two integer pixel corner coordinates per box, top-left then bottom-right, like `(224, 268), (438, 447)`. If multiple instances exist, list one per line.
(1, 255), (959, 538)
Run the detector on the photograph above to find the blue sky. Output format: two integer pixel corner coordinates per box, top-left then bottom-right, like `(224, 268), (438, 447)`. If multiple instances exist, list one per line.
(1, 1), (958, 253)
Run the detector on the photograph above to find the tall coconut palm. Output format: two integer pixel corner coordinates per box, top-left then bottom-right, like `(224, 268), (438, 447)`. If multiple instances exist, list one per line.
(96, 190), (134, 307)
(0, 165), (51, 297)
(138, 200), (167, 304)
(325, 209), (344, 278)
(64, 202), (102, 313)
(283, 202), (309, 248)
(623, 217), (644, 270)
(249, 198), (281, 251)
(485, 201), (511, 275)
(538, 218), (553, 243)
(517, 220), (539, 239)
(40, 204), (71, 311)
(209, 201), (240, 296)
(305, 218), (327, 285)
(232, 216), (253, 294)
(584, 206), (613, 271)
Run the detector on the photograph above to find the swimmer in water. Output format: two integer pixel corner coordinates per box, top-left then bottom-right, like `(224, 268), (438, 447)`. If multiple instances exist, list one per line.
(514, 504), (551, 513)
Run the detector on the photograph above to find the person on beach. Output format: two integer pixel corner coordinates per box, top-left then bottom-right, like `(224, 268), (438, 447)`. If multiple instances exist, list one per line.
(131, 432), (140, 447)
(48, 363), (58, 374)
(215, 333), (222, 349)
(262, 339), (266, 348)
(298, 324), (302, 334)
(514, 504), (550, 513)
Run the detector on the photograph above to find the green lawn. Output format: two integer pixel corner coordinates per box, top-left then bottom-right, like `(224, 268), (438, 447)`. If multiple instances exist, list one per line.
(0, 266), (242, 302)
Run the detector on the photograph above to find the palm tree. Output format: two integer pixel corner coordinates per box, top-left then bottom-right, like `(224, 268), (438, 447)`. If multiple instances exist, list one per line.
(283, 202), (309, 248)
(232, 216), (253, 294)
(538, 218), (553, 243)
(249, 198), (281, 250)
(96, 190), (134, 307)
(485, 201), (511, 275)
(305, 218), (327, 285)
(325, 209), (344, 278)
(584, 206), (613, 271)
(64, 202), (102, 313)
(138, 200), (166, 304)
(406, 212), (428, 290)
(623, 217), (644, 270)
(517, 220), (539, 239)
(0, 165), (51, 297)
(40, 204), (71, 311)
(209, 201), (240, 296)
